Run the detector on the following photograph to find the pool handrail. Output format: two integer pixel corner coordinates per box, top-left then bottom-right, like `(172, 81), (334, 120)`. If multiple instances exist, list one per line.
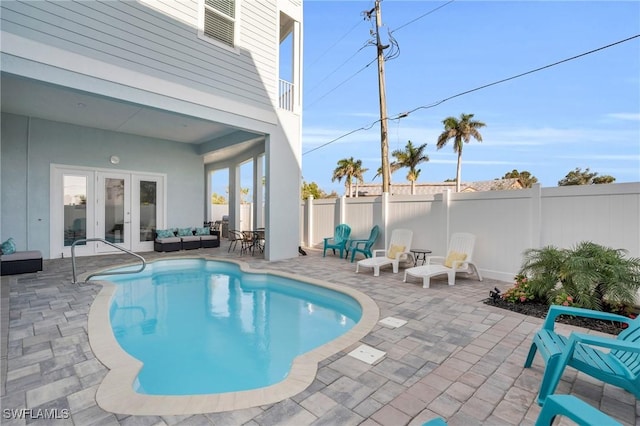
(71, 238), (146, 284)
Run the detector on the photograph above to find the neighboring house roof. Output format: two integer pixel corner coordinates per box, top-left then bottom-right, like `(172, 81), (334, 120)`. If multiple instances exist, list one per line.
(351, 178), (524, 196)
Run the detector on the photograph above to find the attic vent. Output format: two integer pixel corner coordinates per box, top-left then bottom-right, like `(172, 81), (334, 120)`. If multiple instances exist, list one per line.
(203, 0), (236, 47)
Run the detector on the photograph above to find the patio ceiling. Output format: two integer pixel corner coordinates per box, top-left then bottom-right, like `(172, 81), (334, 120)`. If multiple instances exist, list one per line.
(0, 73), (264, 165)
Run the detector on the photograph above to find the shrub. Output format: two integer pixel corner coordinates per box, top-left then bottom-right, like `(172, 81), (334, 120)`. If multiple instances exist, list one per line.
(501, 274), (537, 303)
(519, 241), (640, 311)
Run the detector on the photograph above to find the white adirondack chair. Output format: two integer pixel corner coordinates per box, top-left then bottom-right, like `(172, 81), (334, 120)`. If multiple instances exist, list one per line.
(355, 229), (413, 277)
(403, 232), (482, 288)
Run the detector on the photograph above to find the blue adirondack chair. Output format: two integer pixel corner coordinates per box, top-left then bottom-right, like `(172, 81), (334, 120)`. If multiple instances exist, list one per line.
(323, 224), (351, 258)
(524, 305), (640, 405)
(348, 225), (380, 263)
(423, 395), (622, 426)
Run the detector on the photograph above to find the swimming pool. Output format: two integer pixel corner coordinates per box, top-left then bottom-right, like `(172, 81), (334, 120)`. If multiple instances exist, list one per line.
(86, 256), (378, 415)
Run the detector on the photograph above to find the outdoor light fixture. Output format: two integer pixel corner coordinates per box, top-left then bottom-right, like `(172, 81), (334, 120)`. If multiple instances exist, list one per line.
(109, 155), (120, 165)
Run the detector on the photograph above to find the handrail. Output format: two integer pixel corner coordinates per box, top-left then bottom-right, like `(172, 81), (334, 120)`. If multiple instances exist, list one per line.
(71, 238), (146, 284)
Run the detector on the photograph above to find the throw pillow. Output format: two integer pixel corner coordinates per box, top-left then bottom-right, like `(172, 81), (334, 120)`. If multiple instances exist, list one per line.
(177, 227), (193, 237)
(1, 237), (17, 255)
(444, 251), (467, 268)
(195, 227), (210, 236)
(156, 229), (175, 239)
(386, 244), (405, 259)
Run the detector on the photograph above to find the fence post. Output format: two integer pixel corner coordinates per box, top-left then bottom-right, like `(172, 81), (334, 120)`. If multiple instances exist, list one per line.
(382, 192), (389, 245)
(339, 196), (346, 224)
(530, 183), (542, 249)
(442, 189), (451, 240)
(306, 195), (314, 247)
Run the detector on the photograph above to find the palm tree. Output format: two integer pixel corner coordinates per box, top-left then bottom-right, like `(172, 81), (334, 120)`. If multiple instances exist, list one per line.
(390, 140), (429, 195)
(436, 113), (486, 192)
(352, 160), (368, 197)
(332, 157), (367, 197)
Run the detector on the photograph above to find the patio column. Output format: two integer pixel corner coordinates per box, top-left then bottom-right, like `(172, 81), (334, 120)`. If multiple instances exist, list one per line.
(229, 164), (241, 231)
(253, 154), (264, 229)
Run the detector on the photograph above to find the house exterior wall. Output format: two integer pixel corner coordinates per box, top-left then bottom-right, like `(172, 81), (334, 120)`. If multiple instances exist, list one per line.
(1, 0), (277, 119)
(1, 0), (304, 262)
(303, 183), (640, 282)
(1, 113), (204, 258)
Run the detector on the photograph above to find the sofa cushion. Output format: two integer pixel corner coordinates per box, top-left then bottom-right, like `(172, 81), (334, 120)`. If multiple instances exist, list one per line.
(177, 227), (193, 237)
(195, 227), (210, 236)
(156, 229), (175, 238)
(200, 235), (218, 241)
(181, 236), (200, 242)
(155, 237), (181, 243)
(0, 250), (42, 262)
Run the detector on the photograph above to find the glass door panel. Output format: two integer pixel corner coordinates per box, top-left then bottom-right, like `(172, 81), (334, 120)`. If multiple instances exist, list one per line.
(97, 173), (131, 252)
(139, 180), (157, 242)
(63, 175), (87, 247)
(104, 177), (126, 244)
(131, 174), (164, 252)
(51, 167), (95, 259)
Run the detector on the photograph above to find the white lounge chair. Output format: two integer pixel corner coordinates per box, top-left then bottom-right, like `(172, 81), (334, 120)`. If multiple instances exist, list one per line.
(403, 232), (483, 288)
(355, 229), (413, 276)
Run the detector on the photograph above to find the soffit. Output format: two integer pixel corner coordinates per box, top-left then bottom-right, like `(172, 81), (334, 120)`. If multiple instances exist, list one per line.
(1, 73), (263, 164)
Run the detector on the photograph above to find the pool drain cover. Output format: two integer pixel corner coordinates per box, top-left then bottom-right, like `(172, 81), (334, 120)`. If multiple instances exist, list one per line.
(348, 344), (386, 365)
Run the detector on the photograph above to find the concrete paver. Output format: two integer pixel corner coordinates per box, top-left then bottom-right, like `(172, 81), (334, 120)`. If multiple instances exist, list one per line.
(1, 246), (637, 425)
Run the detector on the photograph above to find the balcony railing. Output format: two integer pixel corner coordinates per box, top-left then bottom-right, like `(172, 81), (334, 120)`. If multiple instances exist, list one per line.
(279, 79), (294, 111)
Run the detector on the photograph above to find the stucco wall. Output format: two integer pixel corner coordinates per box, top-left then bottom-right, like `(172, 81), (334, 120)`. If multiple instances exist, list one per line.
(1, 113), (205, 258)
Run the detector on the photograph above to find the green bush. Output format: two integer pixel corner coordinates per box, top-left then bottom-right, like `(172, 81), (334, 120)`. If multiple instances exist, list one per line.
(519, 241), (640, 311)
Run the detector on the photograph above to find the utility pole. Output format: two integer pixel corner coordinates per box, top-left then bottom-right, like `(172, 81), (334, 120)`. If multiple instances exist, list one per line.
(370, 0), (390, 193)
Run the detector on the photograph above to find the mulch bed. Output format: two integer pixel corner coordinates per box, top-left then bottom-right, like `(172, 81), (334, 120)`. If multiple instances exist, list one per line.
(483, 298), (626, 335)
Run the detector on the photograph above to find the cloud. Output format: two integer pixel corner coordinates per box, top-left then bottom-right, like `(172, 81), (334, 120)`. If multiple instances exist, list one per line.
(606, 113), (640, 121)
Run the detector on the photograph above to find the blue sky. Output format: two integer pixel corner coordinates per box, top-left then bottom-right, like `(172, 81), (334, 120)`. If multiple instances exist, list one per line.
(301, 0), (640, 194)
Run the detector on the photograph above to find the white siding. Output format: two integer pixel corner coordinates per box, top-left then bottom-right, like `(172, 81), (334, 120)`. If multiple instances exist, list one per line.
(1, 0), (278, 110)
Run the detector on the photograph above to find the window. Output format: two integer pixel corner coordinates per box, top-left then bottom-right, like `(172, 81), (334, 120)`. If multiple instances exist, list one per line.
(201, 0), (237, 48)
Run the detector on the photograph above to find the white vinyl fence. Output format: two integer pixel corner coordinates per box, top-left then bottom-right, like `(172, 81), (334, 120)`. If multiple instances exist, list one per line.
(301, 183), (640, 282)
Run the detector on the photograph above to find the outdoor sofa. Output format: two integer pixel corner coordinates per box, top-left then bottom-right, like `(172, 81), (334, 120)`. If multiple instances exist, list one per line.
(154, 227), (220, 252)
(1, 250), (43, 275)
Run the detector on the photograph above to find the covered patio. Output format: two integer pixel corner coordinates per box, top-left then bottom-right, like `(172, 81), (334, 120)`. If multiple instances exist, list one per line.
(2, 246), (637, 425)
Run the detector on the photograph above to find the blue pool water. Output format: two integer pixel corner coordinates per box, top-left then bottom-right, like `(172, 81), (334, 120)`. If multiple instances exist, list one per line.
(97, 259), (361, 395)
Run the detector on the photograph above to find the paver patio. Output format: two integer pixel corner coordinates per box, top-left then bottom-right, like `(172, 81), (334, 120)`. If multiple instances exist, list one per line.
(1, 245), (638, 425)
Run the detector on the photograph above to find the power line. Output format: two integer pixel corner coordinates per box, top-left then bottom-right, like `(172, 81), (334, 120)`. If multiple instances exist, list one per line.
(398, 34), (640, 119)
(305, 57), (377, 109)
(305, 1), (456, 113)
(307, 19), (364, 67)
(302, 34), (640, 156)
(306, 41), (370, 95)
(391, 0), (456, 34)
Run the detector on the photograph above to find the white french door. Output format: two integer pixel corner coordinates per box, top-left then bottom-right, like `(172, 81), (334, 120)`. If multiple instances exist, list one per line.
(96, 172), (131, 253)
(51, 165), (166, 258)
(131, 174), (165, 252)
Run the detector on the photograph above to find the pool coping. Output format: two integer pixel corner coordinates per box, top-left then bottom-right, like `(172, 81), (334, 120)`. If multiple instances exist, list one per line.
(83, 255), (380, 415)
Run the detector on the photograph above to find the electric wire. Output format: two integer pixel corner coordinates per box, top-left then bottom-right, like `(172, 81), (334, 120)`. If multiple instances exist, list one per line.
(307, 19), (365, 68)
(306, 41), (371, 95)
(305, 57), (378, 109)
(391, 0), (456, 34)
(302, 34), (640, 156)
